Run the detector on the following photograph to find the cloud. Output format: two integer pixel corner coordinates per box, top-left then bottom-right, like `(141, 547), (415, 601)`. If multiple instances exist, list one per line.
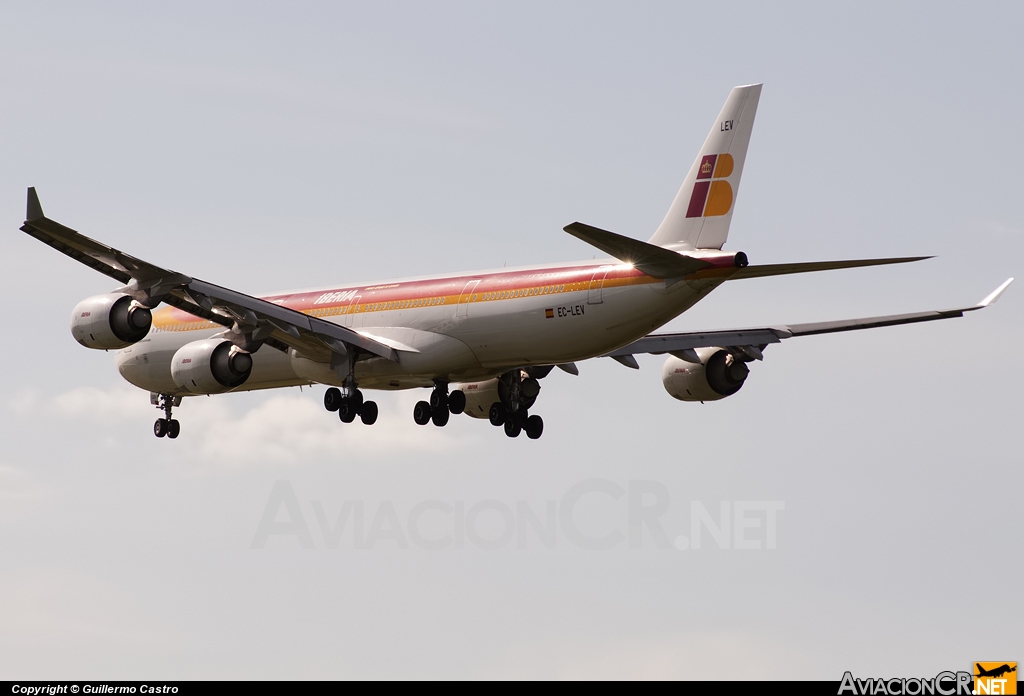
(9, 384), (475, 467)
(51, 385), (150, 425)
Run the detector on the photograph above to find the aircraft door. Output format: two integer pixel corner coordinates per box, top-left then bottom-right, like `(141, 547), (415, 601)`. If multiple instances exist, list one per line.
(342, 294), (362, 327)
(588, 266), (611, 305)
(455, 280), (480, 318)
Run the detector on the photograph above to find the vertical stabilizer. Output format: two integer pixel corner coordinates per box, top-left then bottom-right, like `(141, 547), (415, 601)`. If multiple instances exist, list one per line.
(649, 84), (762, 250)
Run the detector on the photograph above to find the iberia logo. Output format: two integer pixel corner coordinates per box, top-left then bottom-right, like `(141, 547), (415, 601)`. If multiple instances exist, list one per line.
(974, 662), (1017, 695)
(686, 152), (734, 218)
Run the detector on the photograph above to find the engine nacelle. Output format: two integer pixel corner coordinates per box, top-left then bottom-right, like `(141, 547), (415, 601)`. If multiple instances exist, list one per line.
(171, 339), (253, 394)
(70, 293), (152, 350)
(662, 348), (750, 402)
(456, 379), (502, 419)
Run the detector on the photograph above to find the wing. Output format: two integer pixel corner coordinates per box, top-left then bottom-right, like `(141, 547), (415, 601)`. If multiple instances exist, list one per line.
(20, 188), (397, 363)
(605, 278), (1014, 366)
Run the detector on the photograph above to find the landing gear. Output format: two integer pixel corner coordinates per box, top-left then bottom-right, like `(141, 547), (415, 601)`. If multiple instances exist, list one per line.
(413, 401), (432, 425)
(360, 401), (378, 425)
(414, 380), (460, 427)
(431, 407), (450, 427)
(489, 402), (507, 426)
(448, 390), (466, 415)
(332, 388), (376, 425)
(152, 393), (182, 439)
(504, 417), (522, 438)
(525, 414), (544, 440)
(492, 371), (545, 439)
(324, 356), (377, 426)
(338, 399), (358, 423)
(324, 387), (342, 412)
(501, 411), (543, 439)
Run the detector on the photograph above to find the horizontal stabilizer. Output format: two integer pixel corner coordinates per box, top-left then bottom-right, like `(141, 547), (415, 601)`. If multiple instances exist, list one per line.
(687, 256), (931, 281)
(564, 222), (712, 278)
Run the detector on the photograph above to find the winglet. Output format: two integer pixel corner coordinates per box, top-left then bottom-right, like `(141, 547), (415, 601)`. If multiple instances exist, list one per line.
(26, 187), (44, 222)
(978, 278), (1013, 307)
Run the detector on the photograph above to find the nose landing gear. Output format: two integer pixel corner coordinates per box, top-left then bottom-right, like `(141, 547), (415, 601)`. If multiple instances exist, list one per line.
(151, 392), (182, 439)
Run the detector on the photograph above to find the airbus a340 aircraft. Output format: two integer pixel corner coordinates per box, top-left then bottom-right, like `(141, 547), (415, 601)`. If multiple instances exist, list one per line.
(21, 84), (1012, 440)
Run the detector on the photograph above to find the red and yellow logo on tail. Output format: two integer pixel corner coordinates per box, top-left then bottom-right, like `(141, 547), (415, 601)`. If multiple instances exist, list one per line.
(686, 153), (734, 218)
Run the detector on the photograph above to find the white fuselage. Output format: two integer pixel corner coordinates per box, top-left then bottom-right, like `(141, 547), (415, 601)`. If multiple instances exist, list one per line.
(115, 258), (721, 396)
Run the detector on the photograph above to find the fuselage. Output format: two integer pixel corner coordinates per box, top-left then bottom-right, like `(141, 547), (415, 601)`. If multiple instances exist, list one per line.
(116, 257), (721, 396)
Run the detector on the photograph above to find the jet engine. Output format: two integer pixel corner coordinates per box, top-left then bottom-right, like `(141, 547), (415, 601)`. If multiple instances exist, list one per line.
(70, 293), (153, 350)
(457, 379), (502, 419)
(171, 338), (254, 394)
(662, 347), (751, 402)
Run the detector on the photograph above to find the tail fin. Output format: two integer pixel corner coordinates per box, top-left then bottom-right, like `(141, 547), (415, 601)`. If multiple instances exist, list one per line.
(649, 83), (762, 250)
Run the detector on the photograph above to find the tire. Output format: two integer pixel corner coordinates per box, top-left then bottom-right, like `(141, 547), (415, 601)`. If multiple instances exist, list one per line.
(168, 419), (181, 439)
(431, 406), (450, 427)
(430, 390), (449, 410)
(488, 402), (507, 426)
(338, 400), (357, 423)
(448, 390), (466, 415)
(413, 400), (432, 425)
(504, 417), (522, 438)
(154, 419), (168, 438)
(360, 401), (378, 425)
(324, 387), (342, 412)
(350, 389), (364, 408)
(525, 415), (543, 440)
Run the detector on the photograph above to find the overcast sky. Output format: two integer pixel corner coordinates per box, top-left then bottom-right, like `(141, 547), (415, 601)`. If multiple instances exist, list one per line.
(1, 0), (1021, 680)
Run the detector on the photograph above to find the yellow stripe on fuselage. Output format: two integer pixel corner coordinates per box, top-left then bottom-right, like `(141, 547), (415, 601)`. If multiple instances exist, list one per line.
(150, 264), (658, 333)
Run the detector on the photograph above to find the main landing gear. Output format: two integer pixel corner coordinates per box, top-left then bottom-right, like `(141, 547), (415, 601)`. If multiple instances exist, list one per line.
(488, 370), (544, 439)
(489, 402), (544, 440)
(413, 381), (466, 428)
(152, 393), (182, 439)
(324, 386), (378, 425)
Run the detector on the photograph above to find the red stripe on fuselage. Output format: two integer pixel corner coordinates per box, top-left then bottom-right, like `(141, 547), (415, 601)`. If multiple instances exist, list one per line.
(156, 262), (656, 327)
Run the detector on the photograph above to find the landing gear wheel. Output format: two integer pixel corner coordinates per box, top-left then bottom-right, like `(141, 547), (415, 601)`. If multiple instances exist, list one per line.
(324, 387), (342, 412)
(338, 399), (358, 423)
(525, 415), (543, 440)
(167, 419), (181, 439)
(431, 406), (450, 427)
(360, 401), (378, 425)
(488, 402), (507, 427)
(430, 390), (448, 411)
(504, 417), (522, 438)
(413, 400), (432, 425)
(448, 390), (466, 415)
(154, 419), (168, 438)
(349, 389), (364, 408)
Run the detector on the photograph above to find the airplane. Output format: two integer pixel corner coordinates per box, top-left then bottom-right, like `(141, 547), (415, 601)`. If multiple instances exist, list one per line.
(975, 664), (1017, 679)
(19, 83), (1013, 440)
